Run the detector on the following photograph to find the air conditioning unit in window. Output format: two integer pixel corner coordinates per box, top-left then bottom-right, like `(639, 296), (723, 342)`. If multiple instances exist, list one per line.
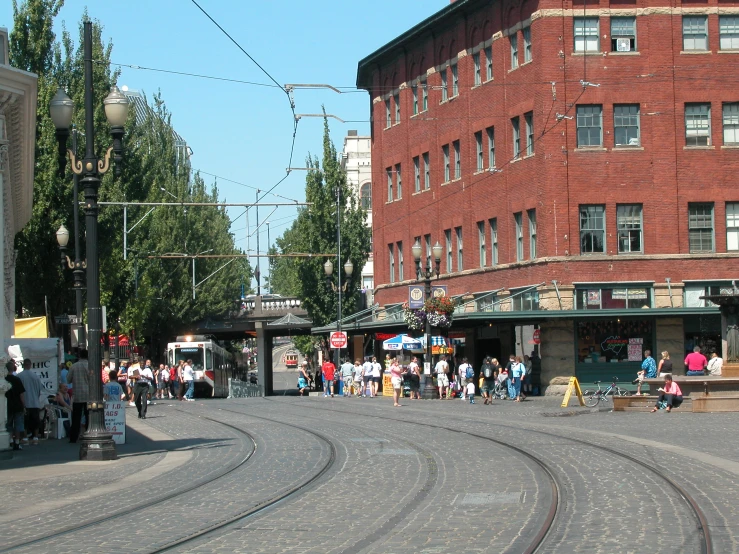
(616, 38), (631, 52)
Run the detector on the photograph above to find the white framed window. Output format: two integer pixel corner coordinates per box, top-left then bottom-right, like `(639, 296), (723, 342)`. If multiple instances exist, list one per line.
(485, 45), (493, 81)
(528, 209), (537, 259)
(386, 167), (393, 202)
(453, 140), (461, 179)
(451, 62), (459, 97)
(689, 203), (714, 253)
(617, 204), (643, 253)
(395, 163), (402, 199)
(423, 152), (430, 189)
(441, 67), (448, 102)
(723, 103), (739, 145)
(455, 226), (463, 271)
(394, 92), (400, 123)
(727, 202), (739, 250)
(614, 104), (640, 146)
(611, 17), (636, 52)
(397, 241), (404, 280)
(473, 52), (481, 86)
(514, 212), (524, 261)
(683, 16), (708, 51)
(490, 217), (498, 265)
(525, 112), (534, 156)
(685, 103), (711, 146)
(443, 144), (450, 182)
(388, 244), (395, 283)
(720, 16), (739, 50)
(487, 126), (495, 168)
(413, 156), (420, 193)
(577, 105), (603, 147)
(512, 117), (520, 159)
(475, 131), (483, 171)
(523, 27), (532, 62)
(510, 33), (519, 69)
(574, 17), (599, 52)
(421, 77), (428, 111)
(360, 183), (371, 210)
(412, 84), (418, 115)
(478, 221), (486, 267)
(445, 229), (453, 273)
(385, 99), (391, 128)
(580, 204), (606, 254)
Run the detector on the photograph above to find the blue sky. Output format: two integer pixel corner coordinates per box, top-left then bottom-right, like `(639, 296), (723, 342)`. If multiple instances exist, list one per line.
(2, 0), (447, 283)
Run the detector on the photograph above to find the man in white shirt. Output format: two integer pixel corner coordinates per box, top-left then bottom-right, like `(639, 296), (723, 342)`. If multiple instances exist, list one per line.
(458, 358), (471, 400)
(361, 358), (373, 397)
(132, 359), (154, 419)
(435, 356), (450, 399)
(17, 359), (43, 445)
(183, 359), (195, 401)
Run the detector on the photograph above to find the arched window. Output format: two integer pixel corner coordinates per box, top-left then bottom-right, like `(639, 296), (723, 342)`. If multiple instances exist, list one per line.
(360, 183), (372, 210)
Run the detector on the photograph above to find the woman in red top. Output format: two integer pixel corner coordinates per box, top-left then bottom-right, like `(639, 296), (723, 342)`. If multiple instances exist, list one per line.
(651, 374), (683, 412)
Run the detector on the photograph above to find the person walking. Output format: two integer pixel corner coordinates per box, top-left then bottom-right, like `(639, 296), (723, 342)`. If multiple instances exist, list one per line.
(435, 356), (450, 399)
(390, 358), (403, 407)
(182, 359), (195, 401)
(322, 358), (336, 398)
(298, 361), (310, 396)
(353, 359), (364, 397)
(371, 357), (382, 397)
(458, 358), (472, 400)
(67, 350), (91, 443)
(116, 361), (129, 401)
(480, 357), (498, 405)
(511, 356), (526, 402)
(132, 361), (153, 418)
(17, 358), (43, 445)
(504, 355), (516, 399)
(340, 358), (354, 397)
(651, 374), (683, 412)
(361, 358), (373, 397)
(684, 346), (707, 376)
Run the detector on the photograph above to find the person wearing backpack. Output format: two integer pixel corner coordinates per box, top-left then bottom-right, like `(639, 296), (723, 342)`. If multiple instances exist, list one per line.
(458, 358), (472, 400)
(480, 357), (499, 405)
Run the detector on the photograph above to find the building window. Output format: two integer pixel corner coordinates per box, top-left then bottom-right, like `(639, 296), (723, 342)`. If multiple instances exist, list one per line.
(386, 168), (393, 202)
(720, 16), (739, 50)
(455, 226), (463, 271)
(487, 126), (495, 168)
(614, 104), (640, 147)
(611, 17), (636, 52)
(688, 203), (714, 253)
(523, 27), (532, 62)
(443, 144), (450, 182)
(574, 17), (599, 52)
(512, 117), (520, 159)
(576, 105), (603, 147)
(413, 156), (420, 193)
(388, 244), (395, 283)
(576, 287), (651, 310)
(511, 288), (540, 311)
(528, 209), (537, 259)
(421, 77), (428, 111)
(617, 204), (643, 253)
(723, 103), (739, 145)
(485, 45), (493, 81)
(475, 131), (483, 172)
(385, 99), (391, 128)
(473, 52), (481, 86)
(451, 62), (458, 97)
(395, 163), (402, 199)
(424, 234), (432, 268)
(478, 221), (486, 267)
(423, 152), (430, 189)
(441, 67), (448, 102)
(525, 112), (534, 156)
(394, 92), (400, 123)
(727, 203), (739, 251)
(685, 103), (711, 146)
(453, 140), (461, 179)
(580, 205), (606, 254)
(412, 84), (418, 115)
(510, 33), (519, 69)
(514, 212), (524, 261)
(685, 283), (733, 307)
(360, 183), (371, 210)
(683, 16), (708, 51)
(445, 229), (452, 273)
(490, 218), (498, 265)
(397, 241), (404, 280)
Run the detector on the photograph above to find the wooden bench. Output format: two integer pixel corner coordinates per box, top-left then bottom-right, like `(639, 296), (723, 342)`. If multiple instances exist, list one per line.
(612, 376), (739, 412)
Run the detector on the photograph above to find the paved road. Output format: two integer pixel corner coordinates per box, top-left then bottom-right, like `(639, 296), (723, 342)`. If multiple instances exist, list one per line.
(3, 395), (736, 553)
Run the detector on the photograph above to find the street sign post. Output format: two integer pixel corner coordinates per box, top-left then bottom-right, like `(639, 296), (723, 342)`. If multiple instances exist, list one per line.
(329, 331), (348, 349)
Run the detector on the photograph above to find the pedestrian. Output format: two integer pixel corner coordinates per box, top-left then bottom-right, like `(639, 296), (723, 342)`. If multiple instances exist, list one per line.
(158, 364), (171, 399)
(390, 358), (403, 407)
(684, 346), (707, 376)
(353, 359), (364, 397)
(321, 357), (336, 398)
(458, 358), (471, 400)
(522, 354), (533, 395)
(362, 357), (373, 397)
(635, 350), (658, 395)
(435, 356), (450, 399)
(651, 374), (683, 413)
(407, 357), (421, 400)
(657, 351), (673, 376)
(465, 379), (476, 404)
(480, 357), (498, 405)
(340, 358), (354, 397)
(511, 356), (526, 402)
(298, 361), (310, 396)
(371, 356), (382, 397)
(67, 350), (91, 443)
(54, 382), (72, 438)
(504, 355), (516, 399)
(60, 362), (70, 392)
(170, 363), (180, 399)
(132, 361), (153, 418)
(116, 361), (128, 400)
(707, 351), (723, 376)
(101, 360), (110, 385)
(103, 370), (123, 401)
(182, 359), (195, 401)
(18, 358), (44, 446)
(4, 359), (25, 451)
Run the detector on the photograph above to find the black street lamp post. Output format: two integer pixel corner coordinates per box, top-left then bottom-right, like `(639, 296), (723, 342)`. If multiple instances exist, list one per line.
(412, 239), (443, 398)
(50, 21), (129, 461)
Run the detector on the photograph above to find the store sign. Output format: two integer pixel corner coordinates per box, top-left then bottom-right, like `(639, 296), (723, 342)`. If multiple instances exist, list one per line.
(104, 400), (126, 444)
(601, 336), (628, 356)
(408, 285), (425, 309)
(532, 329), (541, 345)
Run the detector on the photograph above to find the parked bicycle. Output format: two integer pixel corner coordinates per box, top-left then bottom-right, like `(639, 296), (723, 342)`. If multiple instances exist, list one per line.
(582, 377), (631, 407)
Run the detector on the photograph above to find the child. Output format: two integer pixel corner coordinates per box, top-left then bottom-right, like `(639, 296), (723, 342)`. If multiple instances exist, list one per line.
(466, 380), (476, 404)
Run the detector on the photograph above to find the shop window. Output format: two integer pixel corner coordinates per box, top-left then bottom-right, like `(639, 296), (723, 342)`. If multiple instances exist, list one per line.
(576, 286), (652, 310)
(684, 283), (735, 307)
(577, 319), (653, 364)
(511, 288), (540, 311)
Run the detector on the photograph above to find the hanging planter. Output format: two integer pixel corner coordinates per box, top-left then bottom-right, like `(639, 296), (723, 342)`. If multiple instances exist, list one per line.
(403, 297), (455, 331)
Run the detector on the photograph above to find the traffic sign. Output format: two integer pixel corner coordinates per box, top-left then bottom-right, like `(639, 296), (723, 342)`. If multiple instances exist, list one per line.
(329, 331), (348, 349)
(533, 329), (541, 344)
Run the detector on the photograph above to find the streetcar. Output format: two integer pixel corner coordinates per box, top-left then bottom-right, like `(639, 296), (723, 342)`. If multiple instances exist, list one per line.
(284, 349), (299, 369)
(166, 335), (233, 397)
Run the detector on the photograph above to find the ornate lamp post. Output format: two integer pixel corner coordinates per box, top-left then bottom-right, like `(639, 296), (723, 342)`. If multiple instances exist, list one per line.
(49, 21), (129, 461)
(412, 239), (443, 398)
(324, 258), (353, 369)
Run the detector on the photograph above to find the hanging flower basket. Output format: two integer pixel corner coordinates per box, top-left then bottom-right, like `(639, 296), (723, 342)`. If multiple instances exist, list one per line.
(402, 303), (426, 331)
(403, 297), (455, 331)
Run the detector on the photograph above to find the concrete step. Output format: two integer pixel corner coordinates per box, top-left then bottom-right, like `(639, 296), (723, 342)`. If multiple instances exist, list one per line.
(613, 395), (692, 412)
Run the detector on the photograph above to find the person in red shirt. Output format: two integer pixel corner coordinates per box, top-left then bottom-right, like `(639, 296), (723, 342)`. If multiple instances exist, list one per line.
(684, 346), (708, 376)
(322, 358), (336, 398)
(651, 374), (683, 412)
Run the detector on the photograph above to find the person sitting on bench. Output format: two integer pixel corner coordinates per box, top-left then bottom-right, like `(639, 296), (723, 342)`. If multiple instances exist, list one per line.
(651, 374), (683, 413)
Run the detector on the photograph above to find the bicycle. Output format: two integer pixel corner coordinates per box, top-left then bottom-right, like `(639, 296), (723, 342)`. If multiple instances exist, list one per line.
(582, 377), (631, 407)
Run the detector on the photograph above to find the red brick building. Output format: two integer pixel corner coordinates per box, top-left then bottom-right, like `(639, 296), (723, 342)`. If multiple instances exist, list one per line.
(354, 0), (739, 390)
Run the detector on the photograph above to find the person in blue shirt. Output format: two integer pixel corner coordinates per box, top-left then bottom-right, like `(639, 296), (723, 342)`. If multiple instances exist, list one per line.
(636, 350), (657, 395)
